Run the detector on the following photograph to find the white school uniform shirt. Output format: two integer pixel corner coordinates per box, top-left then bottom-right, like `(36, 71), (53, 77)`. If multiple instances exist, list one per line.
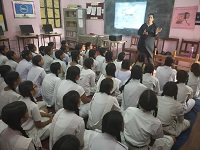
(156, 66), (177, 91)
(0, 77), (6, 92)
(142, 73), (160, 93)
(5, 60), (18, 71)
(96, 55), (105, 69)
(114, 60), (122, 70)
(41, 73), (61, 107)
(66, 63), (83, 76)
(122, 79), (147, 110)
(43, 54), (54, 73)
(52, 59), (67, 79)
(96, 75), (121, 96)
(115, 69), (131, 87)
(89, 132), (128, 150)
(101, 62), (108, 75)
(0, 54), (8, 66)
(87, 92), (121, 130)
(124, 107), (163, 147)
(77, 68), (96, 96)
(55, 79), (85, 111)
(0, 127), (35, 150)
(16, 59), (32, 81)
(49, 108), (85, 149)
(188, 71), (200, 98)
(177, 83), (193, 105)
(31, 52), (37, 57)
(91, 58), (100, 74)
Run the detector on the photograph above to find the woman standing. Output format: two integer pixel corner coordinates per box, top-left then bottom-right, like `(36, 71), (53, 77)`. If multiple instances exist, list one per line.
(137, 14), (162, 63)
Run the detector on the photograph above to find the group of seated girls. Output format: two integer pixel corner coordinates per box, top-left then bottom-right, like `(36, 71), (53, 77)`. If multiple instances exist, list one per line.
(0, 40), (200, 150)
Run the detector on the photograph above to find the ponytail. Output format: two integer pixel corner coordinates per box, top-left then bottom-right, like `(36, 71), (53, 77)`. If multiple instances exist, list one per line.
(50, 62), (61, 77)
(4, 71), (20, 92)
(71, 50), (80, 64)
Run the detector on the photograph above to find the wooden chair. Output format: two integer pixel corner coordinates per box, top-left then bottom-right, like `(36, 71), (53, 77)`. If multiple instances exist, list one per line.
(179, 39), (199, 58)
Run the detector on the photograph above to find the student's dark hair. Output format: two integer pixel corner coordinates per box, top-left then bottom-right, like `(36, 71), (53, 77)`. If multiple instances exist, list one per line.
(44, 46), (52, 55)
(144, 63), (154, 74)
(55, 50), (64, 60)
(6, 51), (15, 60)
(138, 90), (158, 117)
(99, 47), (107, 56)
(48, 42), (54, 47)
(84, 58), (93, 69)
(4, 71), (19, 92)
(121, 65), (143, 91)
(99, 78), (113, 95)
(60, 45), (67, 52)
(176, 70), (189, 84)
(71, 50), (80, 64)
(164, 57), (174, 66)
(105, 51), (113, 62)
(28, 44), (35, 52)
(89, 49), (96, 59)
(61, 40), (67, 45)
(1, 101), (29, 138)
(121, 59), (130, 70)
(63, 91), (80, 116)
(66, 66), (80, 83)
(85, 42), (91, 50)
(137, 53), (145, 63)
(19, 81), (36, 104)
(21, 50), (31, 60)
(0, 45), (6, 55)
(148, 13), (155, 18)
(191, 63), (200, 77)
(117, 52), (125, 61)
(102, 111), (123, 142)
(161, 81), (178, 100)
(106, 63), (116, 77)
(75, 44), (83, 51)
(50, 62), (61, 77)
(52, 134), (81, 150)
(39, 46), (45, 56)
(32, 55), (42, 66)
(0, 65), (11, 78)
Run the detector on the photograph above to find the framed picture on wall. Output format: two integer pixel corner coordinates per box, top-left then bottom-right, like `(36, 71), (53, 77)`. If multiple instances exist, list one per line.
(0, 0), (7, 31)
(12, 0), (35, 18)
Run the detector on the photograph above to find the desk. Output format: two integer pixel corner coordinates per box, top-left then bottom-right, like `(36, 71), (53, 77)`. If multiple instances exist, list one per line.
(0, 36), (10, 50)
(16, 34), (39, 53)
(103, 40), (126, 57)
(41, 33), (62, 48)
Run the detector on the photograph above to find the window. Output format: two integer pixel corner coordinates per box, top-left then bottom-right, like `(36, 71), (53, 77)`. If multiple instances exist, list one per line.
(40, 0), (61, 28)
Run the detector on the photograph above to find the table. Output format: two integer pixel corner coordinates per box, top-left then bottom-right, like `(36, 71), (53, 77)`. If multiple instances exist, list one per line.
(16, 34), (39, 53)
(41, 33), (62, 48)
(0, 36), (10, 50)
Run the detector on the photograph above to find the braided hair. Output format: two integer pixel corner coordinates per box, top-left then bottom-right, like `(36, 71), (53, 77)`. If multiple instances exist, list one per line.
(4, 71), (20, 92)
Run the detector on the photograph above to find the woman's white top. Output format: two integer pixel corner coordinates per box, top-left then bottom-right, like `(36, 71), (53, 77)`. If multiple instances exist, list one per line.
(41, 73), (61, 107)
(113, 60), (122, 70)
(16, 59), (32, 81)
(43, 54), (54, 73)
(0, 54), (8, 66)
(0, 77), (6, 92)
(177, 83), (193, 104)
(49, 108), (85, 149)
(91, 58), (100, 74)
(66, 63), (83, 76)
(142, 73), (160, 93)
(115, 69), (131, 87)
(188, 71), (200, 98)
(96, 55), (105, 69)
(52, 59), (67, 79)
(5, 60), (18, 71)
(122, 79), (147, 110)
(100, 62), (108, 75)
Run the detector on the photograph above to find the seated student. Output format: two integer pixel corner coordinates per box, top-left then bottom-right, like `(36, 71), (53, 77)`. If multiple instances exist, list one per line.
(101, 51), (113, 75)
(77, 58), (96, 96)
(0, 45), (9, 66)
(52, 135), (81, 150)
(27, 44), (37, 57)
(50, 91), (85, 149)
(121, 65), (147, 110)
(0, 101), (35, 150)
(48, 42), (55, 50)
(5, 51), (18, 71)
(60, 45), (70, 64)
(43, 46), (54, 73)
(114, 52), (125, 70)
(52, 50), (67, 79)
(67, 50), (83, 72)
(75, 43), (85, 66)
(97, 63), (121, 97)
(96, 47), (106, 69)
(83, 42), (93, 59)
(39, 46), (45, 56)
(19, 81), (53, 148)
(89, 49), (100, 77)
(142, 63), (160, 93)
(27, 55), (46, 98)
(41, 62), (62, 107)
(87, 78), (121, 130)
(115, 59), (131, 88)
(188, 63), (200, 98)
(0, 65), (11, 92)
(132, 53), (146, 72)
(89, 111), (128, 150)
(55, 66), (91, 118)
(176, 70), (195, 114)
(16, 50), (33, 81)
(123, 90), (174, 150)
(156, 57), (177, 91)
(157, 82), (190, 137)
(0, 71), (21, 115)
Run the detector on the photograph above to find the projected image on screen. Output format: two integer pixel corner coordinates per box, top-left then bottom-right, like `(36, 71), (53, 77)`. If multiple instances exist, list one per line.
(114, 2), (147, 29)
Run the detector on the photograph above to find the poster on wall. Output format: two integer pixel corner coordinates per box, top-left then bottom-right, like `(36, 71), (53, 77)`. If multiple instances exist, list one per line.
(12, 0), (35, 18)
(171, 6), (198, 29)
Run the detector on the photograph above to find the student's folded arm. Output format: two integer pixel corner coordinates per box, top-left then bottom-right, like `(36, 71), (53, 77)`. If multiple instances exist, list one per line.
(34, 117), (52, 128)
(80, 93), (91, 104)
(177, 115), (184, 123)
